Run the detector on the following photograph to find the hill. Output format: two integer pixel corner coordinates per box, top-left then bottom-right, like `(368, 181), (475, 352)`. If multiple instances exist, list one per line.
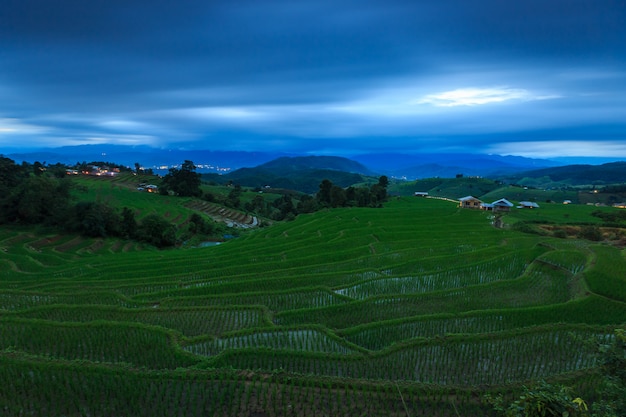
(503, 161), (626, 187)
(258, 155), (374, 175)
(203, 155), (375, 193)
(351, 152), (559, 179)
(391, 176), (504, 198)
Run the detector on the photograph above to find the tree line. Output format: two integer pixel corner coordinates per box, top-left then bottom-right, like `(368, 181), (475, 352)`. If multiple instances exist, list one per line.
(211, 175), (389, 222)
(160, 160), (390, 222)
(0, 156), (219, 248)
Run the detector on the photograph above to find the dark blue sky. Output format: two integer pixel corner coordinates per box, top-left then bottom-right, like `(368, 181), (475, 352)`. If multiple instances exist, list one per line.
(1, 0), (625, 160)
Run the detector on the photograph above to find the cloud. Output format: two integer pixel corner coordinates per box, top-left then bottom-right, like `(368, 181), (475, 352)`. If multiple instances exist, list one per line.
(0, 118), (48, 135)
(415, 87), (558, 107)
(82, 134), (158, 146)
(0, 1), (624, 159)
(488, 140), (626, 158)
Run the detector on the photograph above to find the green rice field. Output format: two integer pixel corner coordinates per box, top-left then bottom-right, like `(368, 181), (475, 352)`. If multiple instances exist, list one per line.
(1, 188), (625, 416)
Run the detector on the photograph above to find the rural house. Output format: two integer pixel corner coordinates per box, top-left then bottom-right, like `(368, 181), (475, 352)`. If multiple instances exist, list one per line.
(458, 196), (483, 209)
(491, 198), (514, 212)
(518, 201), (540, 209)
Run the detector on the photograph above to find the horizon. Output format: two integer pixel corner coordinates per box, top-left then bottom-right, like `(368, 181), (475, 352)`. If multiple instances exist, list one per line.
(1, 1), (625, 159)
(5, 144), (625, 171)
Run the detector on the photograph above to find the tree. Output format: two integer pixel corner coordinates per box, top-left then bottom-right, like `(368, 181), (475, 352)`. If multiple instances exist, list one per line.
(297, 195), (318, 213)
(161, 160), (202, 197)
(188, 213), (216, 235)
(47, 163), (68, 178)
(120, 207), (138, 239)
(369, 175), (389, 206)
(354, 187), (372, 207)
(330, 185), (347, 208)
(137, 214), (177, 248)
(7, 175), (72, 225)
(226, 184), (243, 208)
(0, 157), (29, 222)
(317, 179), (333, 206)
(32, 161), (45, 176)
(245, 194), (267, 215)
(272, 194), (296, 220)
(68, 201), (121, 238)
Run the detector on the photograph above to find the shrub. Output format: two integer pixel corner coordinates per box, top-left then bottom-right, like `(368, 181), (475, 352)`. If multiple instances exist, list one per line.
(578, 226), (603, 241)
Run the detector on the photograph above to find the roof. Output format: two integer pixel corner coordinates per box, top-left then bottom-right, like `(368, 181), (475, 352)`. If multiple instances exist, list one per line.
(491, 198), (514, 207)
(518, 201), (540, 208)
(459, 195), (481, 202)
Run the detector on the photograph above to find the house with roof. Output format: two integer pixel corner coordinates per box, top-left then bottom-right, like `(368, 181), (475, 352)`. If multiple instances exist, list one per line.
(458, 196), (483, 209)
(491, 198), (514, 212)
(518, 201), (540, 209)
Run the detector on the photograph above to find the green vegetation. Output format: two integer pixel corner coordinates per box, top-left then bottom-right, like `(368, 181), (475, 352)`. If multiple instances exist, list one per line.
(0, 157), (229, 247)
(1, 160), (626, 415)
(160, 159), (202, 197)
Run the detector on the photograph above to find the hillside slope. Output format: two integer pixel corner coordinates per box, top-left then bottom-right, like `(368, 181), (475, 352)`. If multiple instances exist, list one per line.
(1, 196), (626, 415)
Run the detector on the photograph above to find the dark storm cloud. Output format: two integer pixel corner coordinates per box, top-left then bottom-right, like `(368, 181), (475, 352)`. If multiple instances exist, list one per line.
(1, 0), (625, 158)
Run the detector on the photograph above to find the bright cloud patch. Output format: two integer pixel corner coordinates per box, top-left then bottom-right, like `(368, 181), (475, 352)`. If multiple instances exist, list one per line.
(417, 87), (551, 107)
(0, 118), (48, 135)
(489, 140), (626, 158)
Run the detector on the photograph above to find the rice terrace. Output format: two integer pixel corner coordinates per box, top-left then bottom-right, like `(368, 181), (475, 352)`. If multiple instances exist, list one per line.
(1, 169), (626, 416)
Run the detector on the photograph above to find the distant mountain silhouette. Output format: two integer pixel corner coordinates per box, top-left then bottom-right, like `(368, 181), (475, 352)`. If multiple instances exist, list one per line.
(206, 156), (373, 193)
(256, 156), (374, 176)
(350, 152), (560, 179)
(7, 146), (561, 178)
(503, 161), (626, 185)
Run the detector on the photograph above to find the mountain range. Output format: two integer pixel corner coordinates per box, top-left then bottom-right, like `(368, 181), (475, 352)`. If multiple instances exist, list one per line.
(5, 144), (626, 193)
(6, 144), (561, 179)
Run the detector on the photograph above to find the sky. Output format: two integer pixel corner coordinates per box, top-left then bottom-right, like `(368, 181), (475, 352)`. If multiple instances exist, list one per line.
(1, 0), (625, 160)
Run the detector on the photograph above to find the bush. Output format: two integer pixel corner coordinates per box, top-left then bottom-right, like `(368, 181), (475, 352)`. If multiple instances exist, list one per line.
(553, 229), (568, 239)
(486, 380), (589, 417)
(578, 226), (603, 241)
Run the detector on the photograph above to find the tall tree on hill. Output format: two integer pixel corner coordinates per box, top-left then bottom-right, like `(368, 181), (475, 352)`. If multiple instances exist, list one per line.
(317, 179), (333, 207)
(369, 175), (389, 206)
(330, 185), (347, 208)
(161, 160), (202, 197)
